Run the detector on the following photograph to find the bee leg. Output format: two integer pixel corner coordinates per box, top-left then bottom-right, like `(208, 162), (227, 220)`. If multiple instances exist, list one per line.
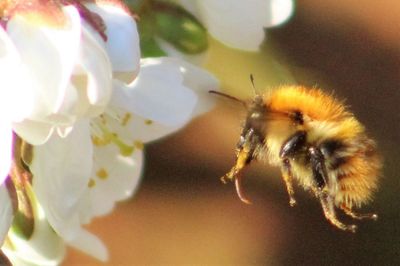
(309, 146), (357, 232)
(279, 130), (307, 158)
(222, 167), (252, 204)
(317, 191), (357, 232)
(234, 173), (252, 205)
(281, 158), (297, 207)
(279, 131), (307, 206)
(222, 137), (255, 204)
(340, 204), (378, 220)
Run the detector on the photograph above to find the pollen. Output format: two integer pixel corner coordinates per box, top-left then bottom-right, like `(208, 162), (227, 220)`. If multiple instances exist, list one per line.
(96, 168), (109, 180)
(144, 119), (153, 125)
(121, 112), (131, 126)
(99, 114), (107, 125)
(134, 140), (144, 150)
(92, 135), (111, 146)
(88, 179), (96, 188)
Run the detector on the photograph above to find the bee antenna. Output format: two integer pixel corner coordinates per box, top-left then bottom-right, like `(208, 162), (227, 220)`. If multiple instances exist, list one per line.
(249, 74), (258, 95)
(209, 90), (247, 108)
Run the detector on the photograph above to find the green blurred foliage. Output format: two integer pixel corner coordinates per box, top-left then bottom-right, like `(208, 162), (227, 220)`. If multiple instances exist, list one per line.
(125, 0), (208, 57)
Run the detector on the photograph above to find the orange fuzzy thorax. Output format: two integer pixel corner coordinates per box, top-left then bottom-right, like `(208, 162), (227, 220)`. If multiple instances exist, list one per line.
(267, 86), (349, 121)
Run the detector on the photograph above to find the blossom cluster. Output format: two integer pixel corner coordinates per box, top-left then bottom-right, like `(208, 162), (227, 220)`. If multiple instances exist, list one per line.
(0, 0), (293, 264)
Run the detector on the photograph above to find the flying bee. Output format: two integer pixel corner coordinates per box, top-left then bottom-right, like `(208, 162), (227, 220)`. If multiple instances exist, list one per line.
(210, 76), (382, 232)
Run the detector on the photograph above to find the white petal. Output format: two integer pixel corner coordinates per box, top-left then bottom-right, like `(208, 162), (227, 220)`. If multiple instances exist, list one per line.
(7, 6), (82, 116)
(108, 57), (218, 142)
(88, 144), (143, 217)
(0, 27), (34, 121)
(266, 0), (294, 26)
(85, 2), (141, 74)
(53, 82), (79, 118)
(166, 58), (219, 116)
(3, 191), (65, 266)
(78, 24), (113, 108)
(196, 0), (294, 51)
(31, 120), (92, 239)
(95, 111), (183, 143)
(0, 184), (13, 245)
(4, 235), (64, 266)
(13, 120), (54, 145)
(111, 59), (198, 127)
(67, 229), (108, 262)
(0, 124), (12, 184)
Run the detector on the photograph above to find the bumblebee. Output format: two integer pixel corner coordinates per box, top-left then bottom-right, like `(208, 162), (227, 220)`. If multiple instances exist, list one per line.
(212, 79), (381, 232)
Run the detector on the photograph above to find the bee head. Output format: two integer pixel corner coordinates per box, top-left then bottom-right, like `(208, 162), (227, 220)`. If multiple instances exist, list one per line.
(236, 95), (266, 161)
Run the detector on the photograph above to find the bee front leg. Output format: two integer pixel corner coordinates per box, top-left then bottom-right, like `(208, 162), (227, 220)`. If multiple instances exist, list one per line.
(309, 146), (357, 232)
(281, 158), (297, 207)
(222, 130), (257, 204)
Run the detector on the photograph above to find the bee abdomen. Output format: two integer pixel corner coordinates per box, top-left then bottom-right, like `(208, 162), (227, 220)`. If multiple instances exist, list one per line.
(332, 143), (381, 207)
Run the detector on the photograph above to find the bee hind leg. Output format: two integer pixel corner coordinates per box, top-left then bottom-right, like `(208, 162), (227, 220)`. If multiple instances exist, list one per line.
(317, 191), (357, 233)
(309, 146), (357, 232)
(340, 204), (378, 220)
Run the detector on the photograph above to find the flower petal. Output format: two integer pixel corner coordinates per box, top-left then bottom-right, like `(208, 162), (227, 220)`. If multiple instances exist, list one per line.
(31, 120), (92, 239)
(266, 0), (294, 26)
(106, 57), (218, 142)
(0, 124), (12, 184)
(0, 27), (34, 122)
(0, 184), (13, 245)
(165, 57), (219, 116)
(67, 229), (108, 262)
(85, 2), (140, 74)
(111, 58), (198, 127)
(7, 6), (82, 116)
(13, 120), (54, 145)
(94, 111), (182, 144)
(77, 23), (113, 108)
(87, 144), (143, 217)
(196, 0), (294, 51)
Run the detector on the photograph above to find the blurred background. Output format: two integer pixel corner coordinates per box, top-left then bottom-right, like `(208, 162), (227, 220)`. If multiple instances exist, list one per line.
(65, 0), (400, 264)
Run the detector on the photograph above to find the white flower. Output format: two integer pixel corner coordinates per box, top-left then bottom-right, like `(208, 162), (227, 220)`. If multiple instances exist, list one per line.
(29, 56), (218, 262)
(175, 0), (294, 51)
(0, 0), (219, 264)
(2, 0), (140, 145)
(0, 23), (28, 186)
(0, 0), (141, 263)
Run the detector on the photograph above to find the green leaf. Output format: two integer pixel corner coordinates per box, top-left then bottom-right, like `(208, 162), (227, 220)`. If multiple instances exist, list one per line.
(137, 14), (167, 57)
(153, 2), (208, 54)
(124, 0), (143, 11)
(140, 37), (167, 57)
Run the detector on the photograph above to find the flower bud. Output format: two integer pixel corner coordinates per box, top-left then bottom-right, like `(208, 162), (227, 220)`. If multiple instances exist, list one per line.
(153, 2), (208, 54)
